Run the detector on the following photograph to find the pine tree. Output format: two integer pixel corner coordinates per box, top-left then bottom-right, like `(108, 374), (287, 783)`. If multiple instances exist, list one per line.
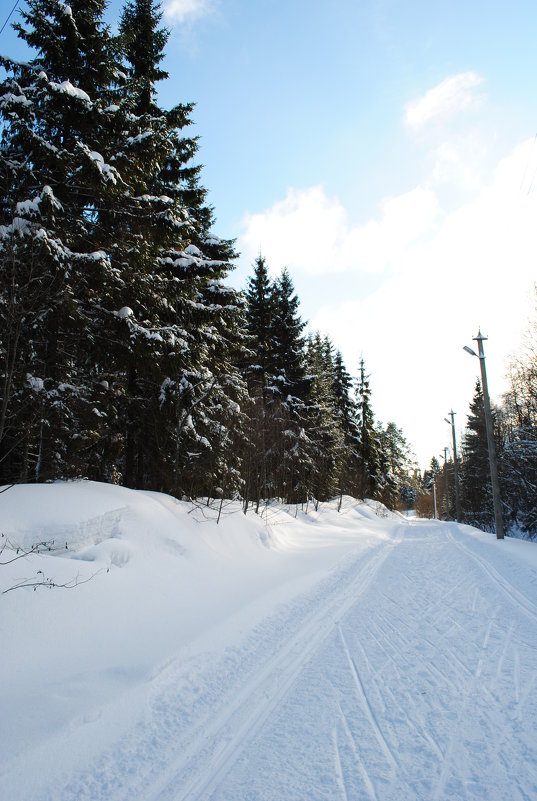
(119, 0), (168, 115)
(460, 380), (496, 530)
(303, 334), (344, 503)
(241, 256), (277, 506)
(95, 0), (246, 497)
(332, 351), (361, 500)
(243, 256), (276, 395)
(355, 358), (380, 499)
(500, 422), (537, 535)
(0, 0), (125, 482)
(1, 0), (247, 497)
(268, 268), (311, 502)
(270, 269), (307, 393)
(377, 421), (415, 510)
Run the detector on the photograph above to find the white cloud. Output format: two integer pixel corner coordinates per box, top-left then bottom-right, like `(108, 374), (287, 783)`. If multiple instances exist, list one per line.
(432, 135), (487, 191)
(237, 58), (536, 467)
(404, 72), (484, 132)
(311, 138), (537, 467)
(239, 185), (439, 276)
(163, 0), (213, 24)
(239, 186), (347, 275)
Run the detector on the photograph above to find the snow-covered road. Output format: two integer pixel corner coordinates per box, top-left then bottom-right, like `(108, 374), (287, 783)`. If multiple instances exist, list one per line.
(146, 521), (537, 801)
(3, 486), (537, 801)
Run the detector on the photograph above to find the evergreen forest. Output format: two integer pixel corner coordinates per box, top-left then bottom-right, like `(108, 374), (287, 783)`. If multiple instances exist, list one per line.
(1, 0), (536, 534)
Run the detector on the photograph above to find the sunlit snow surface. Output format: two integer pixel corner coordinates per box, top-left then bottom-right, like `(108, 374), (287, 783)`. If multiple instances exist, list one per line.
(2, 481), (537, 801)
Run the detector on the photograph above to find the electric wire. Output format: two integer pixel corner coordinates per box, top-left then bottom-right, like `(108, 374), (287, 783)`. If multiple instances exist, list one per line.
(0, 0), (20, 37)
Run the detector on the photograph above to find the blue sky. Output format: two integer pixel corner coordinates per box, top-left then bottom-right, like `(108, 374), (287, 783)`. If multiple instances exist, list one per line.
(3, 0), (537, 468)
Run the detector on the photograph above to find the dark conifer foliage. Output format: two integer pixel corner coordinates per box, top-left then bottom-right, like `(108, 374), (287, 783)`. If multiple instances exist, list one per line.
(0, 0), (246, 496)
(377, 421), (415, 510)
(112, 0), (246, 496)
(119, 0), (168, 114)
(500, 422), (537, 535)
(269, 268), (311, 502)
(270, 268), (308, 395)
(355, 358), (380, 498)
(0, 2), (417, 508)
(332, 350), (361, 498)
(242, 257), (312, 506)
(243, 255), (276, 396)
(303, 333), (344, 502)
(0, 0), (126, 481)
(460, 380), (495, 530)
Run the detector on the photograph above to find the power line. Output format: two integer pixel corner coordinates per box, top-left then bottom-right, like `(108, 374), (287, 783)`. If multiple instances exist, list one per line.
(0, 0), (21, 37)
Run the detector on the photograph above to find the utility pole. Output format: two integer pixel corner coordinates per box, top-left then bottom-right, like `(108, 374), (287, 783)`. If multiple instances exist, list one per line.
(445, 410), (461, 522)
(463, 331), (504, 539)
(442, 447), (449, 518)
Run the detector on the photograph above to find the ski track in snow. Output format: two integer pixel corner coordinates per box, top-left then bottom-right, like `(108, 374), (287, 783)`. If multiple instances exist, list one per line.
(16, 520), (537, 801)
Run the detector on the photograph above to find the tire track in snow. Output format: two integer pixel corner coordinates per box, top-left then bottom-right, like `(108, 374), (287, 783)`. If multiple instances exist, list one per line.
(147, 530), (404, 801)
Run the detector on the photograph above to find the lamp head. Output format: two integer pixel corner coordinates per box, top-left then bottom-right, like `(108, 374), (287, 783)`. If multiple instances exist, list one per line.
(463, 345), (478, 357)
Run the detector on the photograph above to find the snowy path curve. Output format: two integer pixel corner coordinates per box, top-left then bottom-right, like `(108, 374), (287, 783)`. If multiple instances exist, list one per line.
(153, 530), (403, 801)
(19, 518), (537, 801)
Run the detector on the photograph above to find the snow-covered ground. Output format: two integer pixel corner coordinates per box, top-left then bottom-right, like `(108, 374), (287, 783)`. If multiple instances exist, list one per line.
(2, 481), (537, 801)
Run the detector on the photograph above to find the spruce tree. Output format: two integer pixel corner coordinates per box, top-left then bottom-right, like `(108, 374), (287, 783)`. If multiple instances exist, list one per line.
(269, 268), (311, 502)
(241, 256), (275, 506)
(377, 421), (415, 510)
(0, 0), (247, 496)
(332, 351), (361, 499)
(303, 334), (344, 503)
(460, 380), (496, 530)
(102, 0), (247, 496)
(243, 256), (276, 395)
(355, 357), (380, 499)
(0, 0), (125, 482)
(500, 422), (537, 535)
(270, 269), (307, 393)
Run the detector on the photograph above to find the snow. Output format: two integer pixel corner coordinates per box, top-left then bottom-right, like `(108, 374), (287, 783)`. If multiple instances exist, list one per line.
(50, 80), (92, 105)
(26, 373), (44, 392)
(15, 186), (63, 217)
(125, 131), (154, 146)
(77, 144), (118, 184)
(2, 481), (537, 801)
(0, 90), (31, 107)
(86, 250), (109, 262)
(57, 2), (74, 19)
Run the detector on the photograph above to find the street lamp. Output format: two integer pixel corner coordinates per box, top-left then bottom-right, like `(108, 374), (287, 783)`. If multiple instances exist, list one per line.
(444, 410), (461, 522)
(463, 330), (504, 539)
